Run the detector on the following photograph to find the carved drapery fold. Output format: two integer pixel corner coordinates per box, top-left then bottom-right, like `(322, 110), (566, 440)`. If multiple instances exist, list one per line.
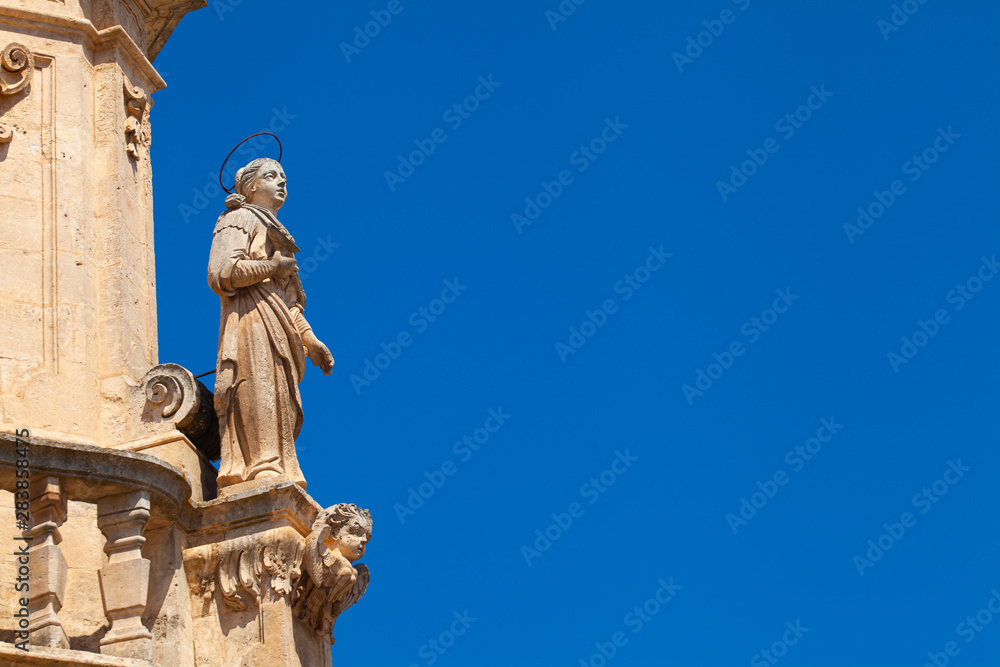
(217, 531), (303, 612)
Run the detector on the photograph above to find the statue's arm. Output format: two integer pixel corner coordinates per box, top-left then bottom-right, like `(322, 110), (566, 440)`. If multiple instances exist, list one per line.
(290, 305), (334, 375)
(229, 258), (277, 288)
(290, 305), (313, 338)
(208, 213), (260, 296)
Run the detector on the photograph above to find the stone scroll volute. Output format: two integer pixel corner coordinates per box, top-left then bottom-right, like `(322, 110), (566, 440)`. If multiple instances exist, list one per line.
(123, 77), (149, 160)
(0, 42), (34, 144)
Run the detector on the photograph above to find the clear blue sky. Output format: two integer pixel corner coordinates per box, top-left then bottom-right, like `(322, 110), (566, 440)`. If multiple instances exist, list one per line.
(152, 2), (1000, 665)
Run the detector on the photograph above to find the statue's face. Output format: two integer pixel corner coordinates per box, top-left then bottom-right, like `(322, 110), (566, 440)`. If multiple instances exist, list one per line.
(248, 162), (286, 211)
(334, 514), (371, 562)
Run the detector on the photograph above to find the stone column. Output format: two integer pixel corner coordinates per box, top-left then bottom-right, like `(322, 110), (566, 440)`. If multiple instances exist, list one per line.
(97, 489), (153, 661)
(26, 475), (69, 649)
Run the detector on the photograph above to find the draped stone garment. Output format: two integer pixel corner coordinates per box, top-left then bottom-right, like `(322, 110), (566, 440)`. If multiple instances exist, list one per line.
(208, 204), (308, 488)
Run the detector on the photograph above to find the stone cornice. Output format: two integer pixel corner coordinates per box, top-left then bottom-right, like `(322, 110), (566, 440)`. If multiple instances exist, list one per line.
(0, 6), (167, 90)
(145, 0), (207, 62)
(0, 432), (191, 521)
(0, 433), (324, 538)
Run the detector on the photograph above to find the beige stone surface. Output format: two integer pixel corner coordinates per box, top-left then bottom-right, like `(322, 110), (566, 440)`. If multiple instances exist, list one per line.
(0, 0), (209, 448)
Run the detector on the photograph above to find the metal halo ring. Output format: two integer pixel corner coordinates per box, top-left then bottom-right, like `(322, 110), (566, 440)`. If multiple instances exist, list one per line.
(218, 132), (283, 194)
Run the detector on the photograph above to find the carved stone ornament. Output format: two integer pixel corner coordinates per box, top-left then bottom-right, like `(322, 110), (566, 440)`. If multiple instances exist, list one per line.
(193, 504), (372, 639)
(218, 532), (304, 612)
(292, 504), (372, 637)
(123, 79), (149, 160)
(0, 43), (34, 144)
(141, 363), (221, 460)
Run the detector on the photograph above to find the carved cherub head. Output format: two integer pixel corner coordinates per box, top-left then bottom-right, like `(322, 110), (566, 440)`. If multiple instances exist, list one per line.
(234, 157), (286, 212)
(317, 503), (372, 563)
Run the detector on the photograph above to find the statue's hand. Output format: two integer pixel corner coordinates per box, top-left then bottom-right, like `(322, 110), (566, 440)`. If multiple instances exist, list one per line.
(303, 332), (334, 375)
(272, 251), (298, 279)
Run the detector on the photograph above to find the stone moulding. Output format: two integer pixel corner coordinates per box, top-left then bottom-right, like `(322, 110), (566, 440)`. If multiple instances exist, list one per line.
(0, 7), (167, 91)
(146, 1), (209, 62)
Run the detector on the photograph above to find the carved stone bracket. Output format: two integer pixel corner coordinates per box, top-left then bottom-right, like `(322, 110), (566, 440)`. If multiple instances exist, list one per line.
(141, 363), (221, 461)
(189, 504), (373, 640)
(0, 43), (34, 144)
(26, 476), (69, 649)
(123, 78), (149, 160)
(217, 531), (303, 612)
(183, 544), (218, 619)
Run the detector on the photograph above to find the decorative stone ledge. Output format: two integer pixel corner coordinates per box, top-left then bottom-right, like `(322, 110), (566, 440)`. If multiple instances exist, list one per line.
(0, 6), (168, 90)
(0, 433), (192, 524)
(0, 642), (151, 666)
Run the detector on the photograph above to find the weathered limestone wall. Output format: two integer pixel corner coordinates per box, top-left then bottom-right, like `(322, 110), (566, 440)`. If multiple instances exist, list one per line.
(0, 0), (189, 447)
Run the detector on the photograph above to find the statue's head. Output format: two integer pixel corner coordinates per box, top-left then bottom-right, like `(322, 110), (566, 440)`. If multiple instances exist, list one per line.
(234, 157), (286, 212)
(321, 503), (372, 562)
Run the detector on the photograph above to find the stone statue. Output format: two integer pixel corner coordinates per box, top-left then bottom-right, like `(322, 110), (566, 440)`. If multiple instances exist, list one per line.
(208, 157), (334, 489)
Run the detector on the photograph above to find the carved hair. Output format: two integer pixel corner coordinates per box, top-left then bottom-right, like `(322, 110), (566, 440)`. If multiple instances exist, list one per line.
(318, 503), (373, 538)
(234, 157), (281, 198)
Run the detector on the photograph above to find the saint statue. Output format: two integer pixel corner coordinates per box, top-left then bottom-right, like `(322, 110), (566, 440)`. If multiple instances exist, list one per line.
(207, 157), (334, 489)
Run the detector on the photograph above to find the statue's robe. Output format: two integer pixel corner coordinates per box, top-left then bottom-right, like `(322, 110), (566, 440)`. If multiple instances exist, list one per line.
(207, 204), (307, 488)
